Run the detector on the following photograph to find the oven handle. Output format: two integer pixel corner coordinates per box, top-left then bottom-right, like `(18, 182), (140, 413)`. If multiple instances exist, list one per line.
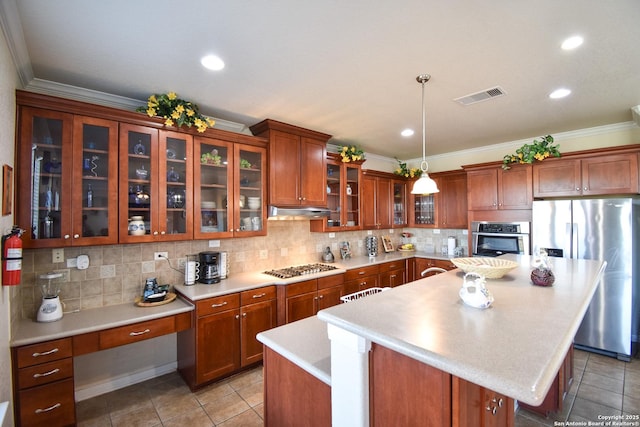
(472, 232), (529, 237)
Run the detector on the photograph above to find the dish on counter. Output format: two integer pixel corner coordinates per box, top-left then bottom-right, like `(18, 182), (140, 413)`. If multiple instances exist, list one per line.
(135, 292), (177, 307)
(450, 257), (518, 279)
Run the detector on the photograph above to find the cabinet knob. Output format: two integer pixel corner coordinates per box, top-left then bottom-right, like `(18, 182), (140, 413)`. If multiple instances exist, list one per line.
(64, 234), (70, 239)
(576, 187), (580, 191)
(235, 314), (240, 319)
(160, 231), (166, 235)
(242, 312), (247, 317)
(73, 234), (79, 239)
(584, 187), (588, 191)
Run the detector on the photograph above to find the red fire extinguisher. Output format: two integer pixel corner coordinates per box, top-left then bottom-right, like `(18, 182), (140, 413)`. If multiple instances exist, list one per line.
(2, 226), (24, 286)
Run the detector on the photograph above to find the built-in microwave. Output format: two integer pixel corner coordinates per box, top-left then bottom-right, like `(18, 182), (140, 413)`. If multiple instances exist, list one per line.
(471, 221), (530, 257)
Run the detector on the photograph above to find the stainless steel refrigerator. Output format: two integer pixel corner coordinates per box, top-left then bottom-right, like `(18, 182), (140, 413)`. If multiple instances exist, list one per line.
(532, 198), (640, 361)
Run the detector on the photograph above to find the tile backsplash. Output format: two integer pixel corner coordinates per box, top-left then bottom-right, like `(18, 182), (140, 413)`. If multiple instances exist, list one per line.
(19, 220), (467, 319)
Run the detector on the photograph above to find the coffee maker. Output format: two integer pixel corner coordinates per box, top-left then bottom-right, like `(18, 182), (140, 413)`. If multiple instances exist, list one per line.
(198, 251), (221, 284)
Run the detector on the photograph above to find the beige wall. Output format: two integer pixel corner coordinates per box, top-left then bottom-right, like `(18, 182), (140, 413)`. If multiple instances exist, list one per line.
(0, 25), (18, 427)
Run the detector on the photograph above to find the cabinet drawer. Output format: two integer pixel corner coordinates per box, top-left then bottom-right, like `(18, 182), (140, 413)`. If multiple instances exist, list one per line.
(99, 316), (175, 349)
(344, 275), (379, 294)
(19, 378), (75, 427)
(317, 273), (344, 290)
(18, 357), (73, 389)
(379, 260), (405, 273)
(241, 286), (276, 305)
(15, 338), (73, 369)
(285, 279), (317, 298)
(345, 265), (380, 281)
(196, 293), (240, 317)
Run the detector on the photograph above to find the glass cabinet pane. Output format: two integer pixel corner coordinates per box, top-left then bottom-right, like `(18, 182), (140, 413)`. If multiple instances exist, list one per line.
(326, 162), (341, 228)
(198, 141), (229, 233)
(345, 165), (360, 227)
(126, 130), (153, 235)
(393, 182), (406, 226)
(164, 136), (188, 235)
(414, 194), (435, 225)
(31, 116), (64, 240)
(80, 123), (111, 237)
(238, 146), (264, 232)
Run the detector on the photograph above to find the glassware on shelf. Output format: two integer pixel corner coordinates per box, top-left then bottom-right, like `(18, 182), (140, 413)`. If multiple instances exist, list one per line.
(167, 166), (180, 182)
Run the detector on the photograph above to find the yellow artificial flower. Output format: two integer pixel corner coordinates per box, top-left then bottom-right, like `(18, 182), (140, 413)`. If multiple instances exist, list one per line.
(167, 92), (177, 100)
(175, 104), (185, 114)
(342, 146), (349, 152)
(149, 94), (157, 104)
(206, 118), (216, 127)
(186, 108), (195, 117)
(146, 107), (156, 117)
(165, 118), (174, 127)
(171, 110), (181, 119)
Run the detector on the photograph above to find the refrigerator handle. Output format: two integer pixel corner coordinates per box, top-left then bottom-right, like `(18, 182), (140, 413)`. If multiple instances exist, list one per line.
(571, 222), (578, 258)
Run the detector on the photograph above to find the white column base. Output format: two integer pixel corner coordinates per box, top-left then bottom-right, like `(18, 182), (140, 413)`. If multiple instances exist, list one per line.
(327, 323), (371, 427)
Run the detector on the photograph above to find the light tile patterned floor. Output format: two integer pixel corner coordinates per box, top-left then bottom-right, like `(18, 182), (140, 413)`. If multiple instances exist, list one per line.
(77, 348), (639, 426)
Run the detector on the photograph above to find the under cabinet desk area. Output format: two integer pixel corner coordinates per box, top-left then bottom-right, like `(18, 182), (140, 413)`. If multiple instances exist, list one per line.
(10, 298), (193, 427)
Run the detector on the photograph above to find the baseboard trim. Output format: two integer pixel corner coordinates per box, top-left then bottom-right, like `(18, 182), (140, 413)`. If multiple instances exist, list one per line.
(74, 362), (177, 401)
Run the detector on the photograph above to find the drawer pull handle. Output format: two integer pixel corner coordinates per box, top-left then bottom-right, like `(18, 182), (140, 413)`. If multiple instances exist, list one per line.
(32, 348), (59, 358)
(35, 403), (61, 414)
(129, 329), (151, 336)
(211, 301), (228, 308)
(358, 271), (365, 275)
(252, 293), (266, 299)
(33, 368), (60, 378)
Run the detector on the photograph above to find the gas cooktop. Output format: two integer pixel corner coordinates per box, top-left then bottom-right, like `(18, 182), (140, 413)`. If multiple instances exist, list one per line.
(263, 263), (338, 279)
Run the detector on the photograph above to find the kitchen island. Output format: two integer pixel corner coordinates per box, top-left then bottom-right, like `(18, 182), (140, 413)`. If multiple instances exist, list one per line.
(257, 255), (606, 426)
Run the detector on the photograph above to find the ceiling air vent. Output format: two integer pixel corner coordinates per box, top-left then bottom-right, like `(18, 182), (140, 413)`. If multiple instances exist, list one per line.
(454, 86), (506, 106)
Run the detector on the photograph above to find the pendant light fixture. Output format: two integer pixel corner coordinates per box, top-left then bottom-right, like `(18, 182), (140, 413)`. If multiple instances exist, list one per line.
(411, 74), (440, 195)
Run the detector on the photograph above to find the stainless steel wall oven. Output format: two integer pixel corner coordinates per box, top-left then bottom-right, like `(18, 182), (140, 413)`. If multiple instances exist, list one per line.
(471, 221), (530, 257)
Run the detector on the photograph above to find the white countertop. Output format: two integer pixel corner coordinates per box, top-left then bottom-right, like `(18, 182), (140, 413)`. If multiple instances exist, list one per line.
(257, 316), (332, 386)
(316, 255), (605, 406)
(11, 297), (194, 347)
(175, 251), (452, 301)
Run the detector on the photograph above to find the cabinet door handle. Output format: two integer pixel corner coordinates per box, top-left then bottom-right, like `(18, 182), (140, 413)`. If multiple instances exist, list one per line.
(318, 295), (324, 299)
(211, 301), (228, 308)
(153, 231), (159, 235)
(33, 368), (60, 378)
(129, 328), (150, 336)
(160, 231), (166, 235)
(242, 312), (247, 317)
(235, 314), (240, 319)
(73, 234), (79, 239)
(583, 187), (588, 191)
(35, 403), (61, 414)
(576, 187), (580, 191)
(64, 234), (70, 239)
(252, 293), (266, 299)
(358, 271), (365, 275)
(32, 348), (59, 358)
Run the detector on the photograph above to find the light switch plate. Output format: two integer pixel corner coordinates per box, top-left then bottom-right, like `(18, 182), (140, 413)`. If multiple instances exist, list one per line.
(77, 254), (90, 270)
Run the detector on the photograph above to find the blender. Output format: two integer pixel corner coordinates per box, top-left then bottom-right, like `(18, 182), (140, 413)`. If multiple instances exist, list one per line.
(37, 272), (64, 322)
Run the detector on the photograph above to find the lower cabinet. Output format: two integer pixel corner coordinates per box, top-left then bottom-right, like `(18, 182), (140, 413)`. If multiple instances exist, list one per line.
(12, 338), (76, 427)
(277, 274), (345, 324)
(378, 260), (406, 287)
(343, 265), (380, 295)
(178, 287), (277, 390)
(415, 257), (456, 278)
(452, 376), (514, 427)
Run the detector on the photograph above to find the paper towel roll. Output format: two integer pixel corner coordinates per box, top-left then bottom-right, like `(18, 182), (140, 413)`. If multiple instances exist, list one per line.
(447, 237), (456, 256)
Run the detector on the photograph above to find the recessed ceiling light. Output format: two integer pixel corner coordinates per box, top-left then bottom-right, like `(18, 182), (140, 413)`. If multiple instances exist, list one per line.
(561, 36), (583, 50)
(549, 88), (571, 99)
(201, 55), (225, 71)
(401, 129), (414, 137)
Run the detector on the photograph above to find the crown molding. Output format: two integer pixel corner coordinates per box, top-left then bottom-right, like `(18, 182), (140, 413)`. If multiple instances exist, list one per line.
(0, 0), (33, 86)
(407, 121), (638, 165)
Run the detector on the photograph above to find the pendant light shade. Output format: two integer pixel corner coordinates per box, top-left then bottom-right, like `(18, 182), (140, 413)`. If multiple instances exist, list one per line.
(411, 74), (440, 195)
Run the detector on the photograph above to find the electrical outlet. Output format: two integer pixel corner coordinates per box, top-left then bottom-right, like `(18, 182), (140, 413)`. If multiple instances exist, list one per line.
(209, 240), (220, 248)
(154, 252), (168, 260)
(177, 258), (186, 269)
(259, 249), (268, 259)
(329, 233), (335, 238)
(52, 248), (64, 263)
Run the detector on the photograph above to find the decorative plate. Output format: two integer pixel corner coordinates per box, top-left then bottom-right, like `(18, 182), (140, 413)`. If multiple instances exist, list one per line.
(450, 257), (518, 279)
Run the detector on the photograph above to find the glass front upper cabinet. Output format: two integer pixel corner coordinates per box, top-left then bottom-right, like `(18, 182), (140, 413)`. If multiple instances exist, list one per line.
(17, 108), (119, 247)
(412, 193), (436, 227)
(392, 180), (407, 227)
(316, 154), (361, 231)
(72, 116), (119, 244)
(194, 137), (232, 237)
(235, 144), (266, 235)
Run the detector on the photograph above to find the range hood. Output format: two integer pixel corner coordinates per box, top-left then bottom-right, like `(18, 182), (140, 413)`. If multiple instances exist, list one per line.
(268, 206), (331, 219)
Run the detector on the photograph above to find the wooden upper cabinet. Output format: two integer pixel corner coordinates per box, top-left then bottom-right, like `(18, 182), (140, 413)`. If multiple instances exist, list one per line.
(533, 151), (639, 197)
(436, 171), (468, 229)
(250, 119), (330, 207)
(361, 171), (393, 229)
(465, 164), (532, 211)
